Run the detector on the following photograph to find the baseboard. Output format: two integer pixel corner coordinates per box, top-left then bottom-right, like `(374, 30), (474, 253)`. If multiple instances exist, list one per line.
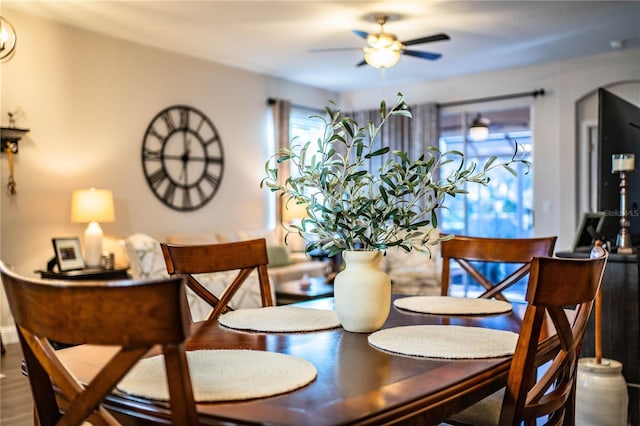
(1, 325), (18, 344)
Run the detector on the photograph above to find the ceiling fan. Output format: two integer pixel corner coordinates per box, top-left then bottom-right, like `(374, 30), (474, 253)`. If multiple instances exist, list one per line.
(312, 15), (450, 69)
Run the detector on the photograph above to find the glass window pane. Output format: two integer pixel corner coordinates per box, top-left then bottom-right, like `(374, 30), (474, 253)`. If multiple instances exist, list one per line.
(438, 107), (533, 301)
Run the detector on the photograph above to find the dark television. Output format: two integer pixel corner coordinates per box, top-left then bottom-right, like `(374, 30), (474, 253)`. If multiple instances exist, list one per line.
(597, 88), (640, 246)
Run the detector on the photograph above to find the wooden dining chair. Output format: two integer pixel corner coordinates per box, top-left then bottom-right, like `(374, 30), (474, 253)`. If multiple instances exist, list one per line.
(440, 235), (557, 302)
(447, 251), (608, 426)
(0, 261), (198, 425)
(161, 238), (274, 321)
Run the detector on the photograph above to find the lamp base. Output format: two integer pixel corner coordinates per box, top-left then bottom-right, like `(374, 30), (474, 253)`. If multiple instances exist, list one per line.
(576, 358), (628, 426)
(617, 246), (636, 254)
(84, 221), (103, 268)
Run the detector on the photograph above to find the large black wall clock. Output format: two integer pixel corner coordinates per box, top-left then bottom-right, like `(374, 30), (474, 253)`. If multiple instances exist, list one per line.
(142, 105), (224, 211)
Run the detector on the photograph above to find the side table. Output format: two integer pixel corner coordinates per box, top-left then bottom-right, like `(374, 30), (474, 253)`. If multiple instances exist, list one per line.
(556, 251), (639, 425)
(308, 248), (343, 274)
(33, 267), (130, 350)
(37, 267), (130, 281)
(276, 277), (334, 305)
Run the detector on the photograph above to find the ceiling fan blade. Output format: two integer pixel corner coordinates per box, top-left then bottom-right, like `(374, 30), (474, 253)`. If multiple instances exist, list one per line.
(352, 30), (369, 40)
(402, 33), (450, 47)
(356, 59), (367, 67)
(402, 50), (442, 60)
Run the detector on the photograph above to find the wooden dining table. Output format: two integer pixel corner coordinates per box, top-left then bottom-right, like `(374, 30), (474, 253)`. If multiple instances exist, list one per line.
(59, 296), (560, 426)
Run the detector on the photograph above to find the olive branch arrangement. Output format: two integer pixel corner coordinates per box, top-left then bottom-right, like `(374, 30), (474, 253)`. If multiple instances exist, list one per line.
(262, 93), (530, 257)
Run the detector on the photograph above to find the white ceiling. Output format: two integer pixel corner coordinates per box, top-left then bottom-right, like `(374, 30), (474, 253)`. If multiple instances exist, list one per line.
(4, 1), (640, 92)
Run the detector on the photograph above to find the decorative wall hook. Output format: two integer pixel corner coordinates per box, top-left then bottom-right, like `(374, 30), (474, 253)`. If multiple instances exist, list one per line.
(1, 111), (29, 195)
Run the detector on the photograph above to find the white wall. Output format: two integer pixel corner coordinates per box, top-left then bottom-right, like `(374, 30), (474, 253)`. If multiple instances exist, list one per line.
(341, 49), (640, 252)
(0, 10), (335, 333)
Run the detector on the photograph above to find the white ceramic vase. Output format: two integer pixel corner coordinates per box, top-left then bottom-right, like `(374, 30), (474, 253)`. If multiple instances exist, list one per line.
(334, 250), (391, 333)
(575, 357), (628, 426)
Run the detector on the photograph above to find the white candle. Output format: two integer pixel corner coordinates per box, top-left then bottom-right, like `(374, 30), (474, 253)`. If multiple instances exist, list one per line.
(612, 153), (635, 172)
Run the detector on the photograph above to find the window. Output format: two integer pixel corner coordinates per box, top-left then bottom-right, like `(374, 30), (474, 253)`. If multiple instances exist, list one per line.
(438, 107), (533, 237)
(438, 107), (533, 300)
(283, 106), (327, 249)
(289, 106), (326, 173)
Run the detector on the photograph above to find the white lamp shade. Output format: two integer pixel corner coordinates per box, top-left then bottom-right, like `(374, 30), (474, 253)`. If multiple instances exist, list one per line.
(71, 188), (115, 223)
(612, 153), (635, 172)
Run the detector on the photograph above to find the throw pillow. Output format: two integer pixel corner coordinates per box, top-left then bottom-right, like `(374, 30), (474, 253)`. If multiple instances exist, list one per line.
(124, 233), (169, 280)
(266, 245), (294, 267)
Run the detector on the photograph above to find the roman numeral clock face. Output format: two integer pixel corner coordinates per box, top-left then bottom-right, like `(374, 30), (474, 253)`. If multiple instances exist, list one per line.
(142, 105), (224, 211)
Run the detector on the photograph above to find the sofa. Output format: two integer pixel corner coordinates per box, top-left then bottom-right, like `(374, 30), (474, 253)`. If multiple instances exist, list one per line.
(380, 229), (443, 297)
(122, 230), (326, 321)
(382, 243), (442, 296)
(120, 228), (443, 320)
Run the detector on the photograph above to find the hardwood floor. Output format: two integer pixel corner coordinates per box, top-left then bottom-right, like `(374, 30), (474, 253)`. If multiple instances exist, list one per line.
(1, 343), (34, 426)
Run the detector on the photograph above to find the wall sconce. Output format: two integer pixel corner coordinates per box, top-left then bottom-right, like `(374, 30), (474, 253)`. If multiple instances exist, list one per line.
(0, 16), (17, 62)
(71, 188), (116, 268)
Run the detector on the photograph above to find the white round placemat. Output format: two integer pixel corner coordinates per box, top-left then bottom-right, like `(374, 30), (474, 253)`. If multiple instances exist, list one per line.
(368, 325), (518, 359)
(394, 296), (512, 315)
(118, 349), (317, 402)
(219, 306), (340, 332)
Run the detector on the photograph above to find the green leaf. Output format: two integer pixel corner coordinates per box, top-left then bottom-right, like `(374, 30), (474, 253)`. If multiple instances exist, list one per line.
(379, 100), (387, 117)
(503, 164), (518, 176)
(380, 186), (389, 203)
(346, 170), (368, 181)
(365, 147), (390, 158)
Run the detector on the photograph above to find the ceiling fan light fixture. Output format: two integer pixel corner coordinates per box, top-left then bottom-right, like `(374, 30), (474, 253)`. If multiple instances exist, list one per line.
(367, 32), (397, 49)
(469, 114), (490, 141)
(364, 46), (401, 68)
(364, 40), (402, 68)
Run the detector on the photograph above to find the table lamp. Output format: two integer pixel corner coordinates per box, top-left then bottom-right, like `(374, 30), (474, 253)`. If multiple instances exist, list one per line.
(283, 199), (308, 252)
(71, 188), (115, 268)
(611, 153), (635, 254)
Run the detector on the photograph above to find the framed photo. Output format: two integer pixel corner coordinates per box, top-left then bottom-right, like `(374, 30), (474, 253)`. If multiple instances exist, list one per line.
(52, 237), (85, 271)
(573, 212), (605, 252)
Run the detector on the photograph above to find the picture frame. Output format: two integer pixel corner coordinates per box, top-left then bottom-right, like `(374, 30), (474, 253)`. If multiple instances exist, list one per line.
(52, 237), (85, 271)
(573, 212), (605, 252)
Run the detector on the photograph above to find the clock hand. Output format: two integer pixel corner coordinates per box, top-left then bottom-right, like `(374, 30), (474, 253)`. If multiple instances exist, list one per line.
(178, 138), (191, 183)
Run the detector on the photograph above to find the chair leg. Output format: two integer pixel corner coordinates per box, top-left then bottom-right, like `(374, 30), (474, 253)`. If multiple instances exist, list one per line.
(1, 335), (5, 356)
